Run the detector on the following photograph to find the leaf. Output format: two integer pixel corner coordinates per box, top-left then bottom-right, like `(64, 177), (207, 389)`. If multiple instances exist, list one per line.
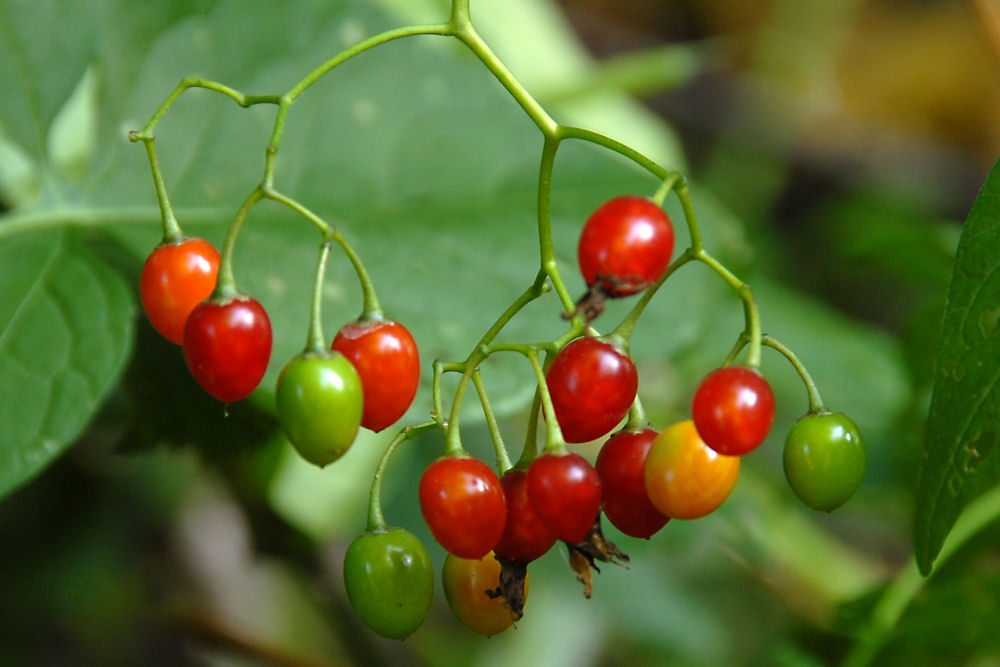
(0, 230), (134, 497)
(914, 157), (1000, 575)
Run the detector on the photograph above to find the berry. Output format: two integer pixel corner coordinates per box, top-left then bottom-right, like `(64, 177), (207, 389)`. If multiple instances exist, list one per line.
(275, 351), (363, 467)
(442, 551), (526, 637)
(692, 366), (775, 456)
(140, 237), (220, 344)
(419, 456), (507, 559)
(644, 420), (740, 519)
(332, 318), (420, 432)
(183, 296), (272, 403)
(783, 412), (866, 512)
(343, 528), (434, 640)
(493, 468), (557, 563)
(526, 451), (602, 543)
(596, 428), (670, 539)
(578, 195), (674, 297)
(546, 337), (638, 443)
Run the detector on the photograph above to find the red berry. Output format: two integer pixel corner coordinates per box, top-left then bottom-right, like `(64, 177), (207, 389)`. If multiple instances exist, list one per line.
(546, 337), (638, 443)
(493, 468), (557, 563)
(419, 456), (507, 559)
(596, 428), (670, 539)
(332, 319), (420, 432)
(183, 296), (272, 403)
(578, 196), (674, 297)
(692, 366), (775, 456)
(140, 237), (220, 344)
(526, 451), (602, 543)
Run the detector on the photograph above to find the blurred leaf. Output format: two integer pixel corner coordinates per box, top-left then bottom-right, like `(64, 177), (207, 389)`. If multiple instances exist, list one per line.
(915, 158), (1000, 575)
(0, 230), (133, 497)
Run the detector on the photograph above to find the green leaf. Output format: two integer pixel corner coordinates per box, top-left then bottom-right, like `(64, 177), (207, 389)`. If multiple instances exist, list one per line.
(914, 157), (1000, 575)
(0, 230), (134, 497)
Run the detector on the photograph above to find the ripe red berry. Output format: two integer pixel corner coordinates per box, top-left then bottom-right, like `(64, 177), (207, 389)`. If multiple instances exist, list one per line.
(332, 319), (420, 432)
(526, 451), (602, 543)
(183, 296), (272, 403)
(419, 456), (507, 559)
(140, 237), (220, 344)
(692, 366), (775, 456)
(578, 196), (674, 297)
(546, 337), (638, 443)
(493, 468), (557, 563)
(596, 428), (670, 539)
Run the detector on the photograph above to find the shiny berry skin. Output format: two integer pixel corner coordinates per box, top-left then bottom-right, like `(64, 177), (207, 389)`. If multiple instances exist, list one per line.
(443, 551), (526, 637)
(343, 528), (434, 640)
(595, 428), (670, 539)
(332, 319), (420, 432)
(692, 366), (775, 456)
(784, 412), (866, 512)
(546, 337), (638, 443)
(644, 420), (740, 519)
(140, 237), (220, 344)
(419, 456), (507, 559)
(183, 296), (272, 403)
(493, 468), (557, 563)
(578, 196), (674, 297)
(526, 451), (602, 543)
(275, 351), (363, 467)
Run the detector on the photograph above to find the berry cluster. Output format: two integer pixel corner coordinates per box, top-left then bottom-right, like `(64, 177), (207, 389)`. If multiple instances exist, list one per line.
(132, 3), (867, 643)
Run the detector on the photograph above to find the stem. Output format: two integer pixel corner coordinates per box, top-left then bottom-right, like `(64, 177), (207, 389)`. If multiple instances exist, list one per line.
(537, 137), (576, 313)
(450, 21), (558, 136)
(215, 188), (264, 299)
(139, 140), (181, 241)
(841, 484), (1000, 667)
(694, 248), (762, 368)
(304, 238), (333, 354)
(761, 335), (825, 412)
(365, 421), (440, 533)
(472, 371), (512, 473)
(264, 190), (383, 319)
(525, 348), (566, 452)
(612, 250), (694, 342)
(624, 394), (648, 430)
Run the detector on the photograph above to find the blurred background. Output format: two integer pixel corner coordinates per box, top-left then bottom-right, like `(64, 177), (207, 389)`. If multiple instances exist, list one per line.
(2, 0), (999, 665)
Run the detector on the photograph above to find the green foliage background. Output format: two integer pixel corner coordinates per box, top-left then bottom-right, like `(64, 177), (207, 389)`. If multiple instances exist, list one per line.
(0, 0), (997, 665)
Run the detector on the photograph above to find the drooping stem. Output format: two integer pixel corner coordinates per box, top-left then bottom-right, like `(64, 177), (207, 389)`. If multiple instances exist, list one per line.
(214, 188), (264, 300)
(472, 371), (513, 473)
(304, 238), (333, 354)
(762, 335), (825, 413)
(366, 421), (440, 533)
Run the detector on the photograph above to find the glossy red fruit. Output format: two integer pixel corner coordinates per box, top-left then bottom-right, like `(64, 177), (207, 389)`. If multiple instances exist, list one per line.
(140, 237), (220, 344)
(546, 337), (638, 443)
(419, 456), (507, 559)
(692, 366), (775, 456)
(493, 468), (557, 563)
(578, 196), (674, 297)
(595, 428), (670, 539)
(183, 296), (272, 403)
(526, 451), (602, 543)
(332, 319), (420, 432)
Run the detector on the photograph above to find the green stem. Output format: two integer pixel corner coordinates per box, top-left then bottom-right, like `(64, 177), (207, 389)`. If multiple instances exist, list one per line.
(841, 484), (1000, 667)
(139, 140), (181, 241)
(472, 371), (512, 473)
(263, 190), (383, 319)
(761, 335), (825, 412)
(525, 348), (566, 452)
(304, 238), (333, 354)
(451, 20), (558, 136)
(694, 248), (762, 368)
(537, 137), (576, 313)
(215, 188), (264, 299)
(624, 394), (648, 430)
(612, 250), (694, 342)
(366, 421), (440, 533)
(517, 388), (543, 468)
